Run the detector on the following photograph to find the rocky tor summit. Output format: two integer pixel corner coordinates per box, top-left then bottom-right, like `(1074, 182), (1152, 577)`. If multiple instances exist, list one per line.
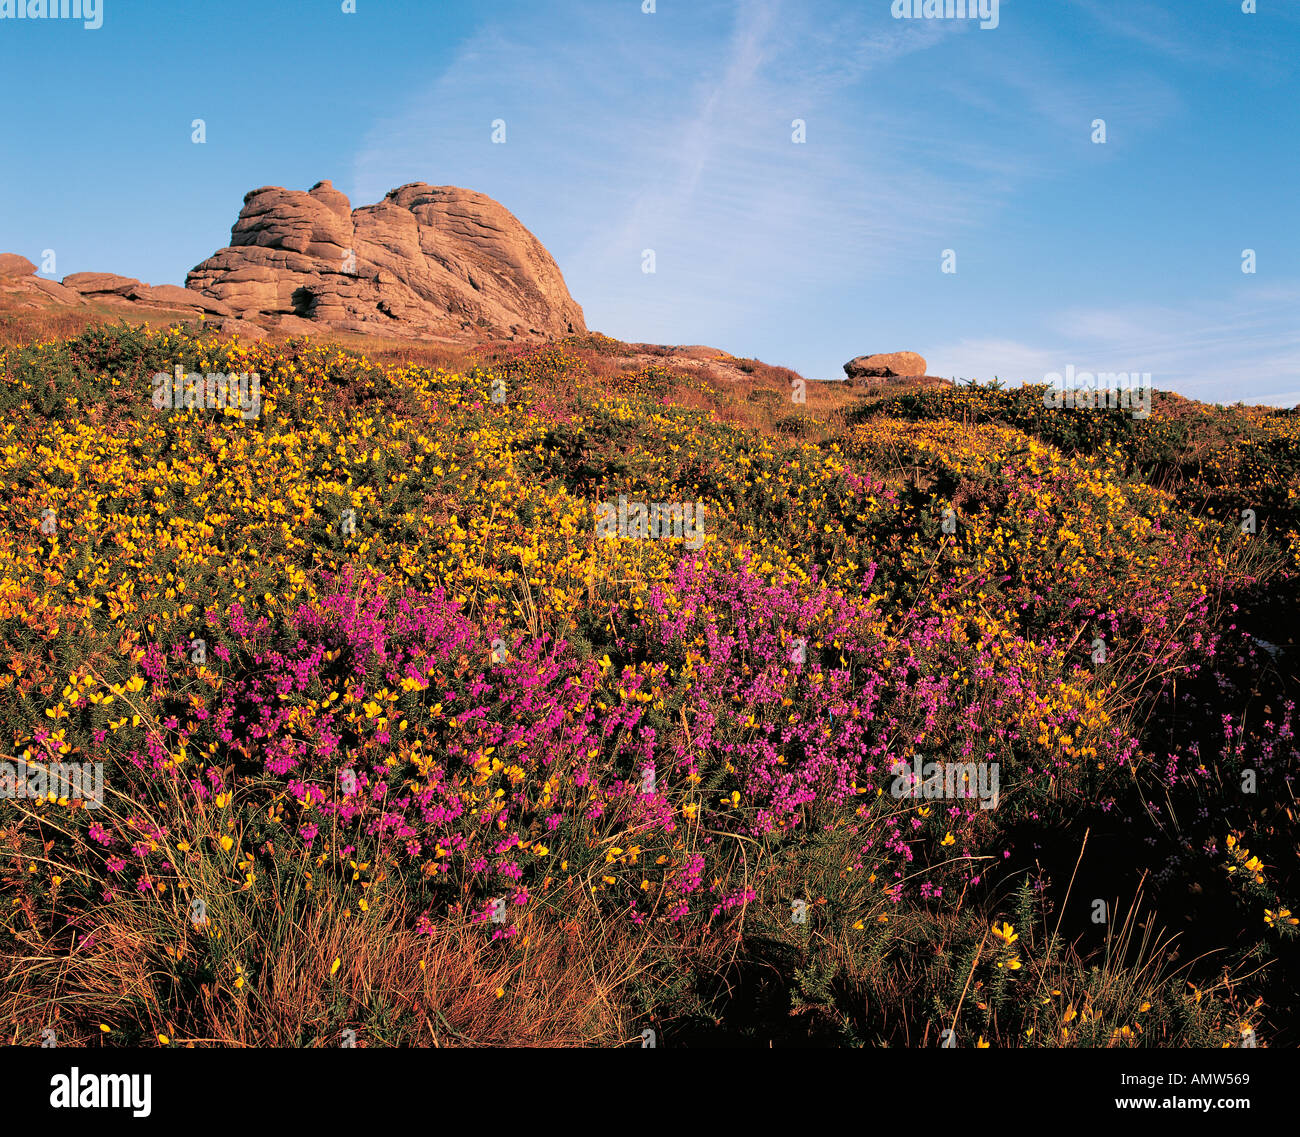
(4, 184), (931, 385)
(0, 180), (586, 343)
(187, 180), (586, 340)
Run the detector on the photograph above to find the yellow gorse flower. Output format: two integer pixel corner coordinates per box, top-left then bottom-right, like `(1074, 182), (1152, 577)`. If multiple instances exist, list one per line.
(991, 921), (1018, 945)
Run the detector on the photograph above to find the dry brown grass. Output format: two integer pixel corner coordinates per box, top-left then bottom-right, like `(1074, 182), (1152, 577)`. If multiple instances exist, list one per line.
(0, 295), (205, 346)
(0, 294), (486, 373)
(0, 759), (650, 1048)
(328, 332), (484, 374)
(1, 863), (650, 1047)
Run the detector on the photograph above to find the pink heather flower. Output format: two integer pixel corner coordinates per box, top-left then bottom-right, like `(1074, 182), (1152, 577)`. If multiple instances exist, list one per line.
(105, 856), (126, 872)
(88, 824), (112, 846)
(300, 823), (319, 841)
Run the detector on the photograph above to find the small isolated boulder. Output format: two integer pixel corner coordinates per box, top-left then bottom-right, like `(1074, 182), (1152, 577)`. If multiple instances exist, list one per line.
(62, 272), (142, 296)
(0, 253), (37, 278)
(844, 351), (927, 381)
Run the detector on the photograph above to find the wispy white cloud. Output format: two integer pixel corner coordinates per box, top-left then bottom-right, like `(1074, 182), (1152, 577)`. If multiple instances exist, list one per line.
(1065, 0), (1292, 82)
(348, 0), (1024, 343)
(930, 288), (1300, 406)
(1064, 0), (1229, 68)
(345, 0), (1296, 404)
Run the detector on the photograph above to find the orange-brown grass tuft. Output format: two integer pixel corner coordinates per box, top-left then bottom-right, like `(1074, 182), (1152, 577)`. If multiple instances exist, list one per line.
(2, 866), (643, 1048)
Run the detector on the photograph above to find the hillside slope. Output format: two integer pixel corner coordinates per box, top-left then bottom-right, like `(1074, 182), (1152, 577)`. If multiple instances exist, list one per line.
(1, 321), (1296, 1047)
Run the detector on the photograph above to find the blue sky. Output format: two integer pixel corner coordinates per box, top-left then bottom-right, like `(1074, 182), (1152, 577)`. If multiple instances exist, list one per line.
(1, 0), (1296, 404)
